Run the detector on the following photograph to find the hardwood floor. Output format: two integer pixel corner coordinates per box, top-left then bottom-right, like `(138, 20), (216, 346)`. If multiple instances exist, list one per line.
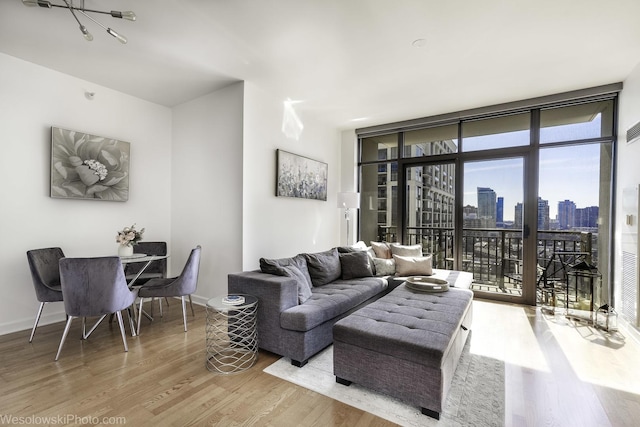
(1, 299), (639, 426)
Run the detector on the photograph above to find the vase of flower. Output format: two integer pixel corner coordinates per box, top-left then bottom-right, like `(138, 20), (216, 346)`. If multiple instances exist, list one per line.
(118, 244), (134, 257)
(116, 224), (144, 257)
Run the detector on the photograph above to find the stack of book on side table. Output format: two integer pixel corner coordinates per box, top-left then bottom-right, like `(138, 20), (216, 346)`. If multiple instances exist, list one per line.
(222, 295), (245, 305)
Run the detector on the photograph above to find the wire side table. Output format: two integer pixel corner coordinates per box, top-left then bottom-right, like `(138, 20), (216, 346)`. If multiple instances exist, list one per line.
(206, 295), (258, 374)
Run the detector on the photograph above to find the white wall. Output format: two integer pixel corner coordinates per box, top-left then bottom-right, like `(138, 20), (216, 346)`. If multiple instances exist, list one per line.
(171, 83), (244, 302)
(0, 53), (172, 334)
(615, 63), (640, 326)
(241, 83), (342, 269)
(339, 129), (359, 245)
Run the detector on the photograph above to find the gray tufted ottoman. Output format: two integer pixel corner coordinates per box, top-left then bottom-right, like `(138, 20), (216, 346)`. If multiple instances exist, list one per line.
(333, 283), (473, 419)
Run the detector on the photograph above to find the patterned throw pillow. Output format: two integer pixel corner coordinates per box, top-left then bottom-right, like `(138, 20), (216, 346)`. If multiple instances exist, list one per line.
(372, 257), (396, 276)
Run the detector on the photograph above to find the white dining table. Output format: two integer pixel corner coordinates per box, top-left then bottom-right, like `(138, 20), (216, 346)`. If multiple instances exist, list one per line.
(120, 254), (170, 288)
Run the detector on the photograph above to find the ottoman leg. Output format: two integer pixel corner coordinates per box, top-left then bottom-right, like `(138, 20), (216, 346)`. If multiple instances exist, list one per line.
(336, 377), (352, 386)
(421, 407), (440, 419)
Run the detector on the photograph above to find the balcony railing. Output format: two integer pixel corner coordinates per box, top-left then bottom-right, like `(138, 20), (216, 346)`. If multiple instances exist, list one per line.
(380, 225), (596, 294)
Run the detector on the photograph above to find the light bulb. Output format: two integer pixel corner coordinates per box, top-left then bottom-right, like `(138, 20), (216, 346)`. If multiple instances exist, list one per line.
(107, 28), (127, 44)
(80, 25), (93, 41)
(120, 11), (136, 21)
(110, 10), (136, 21)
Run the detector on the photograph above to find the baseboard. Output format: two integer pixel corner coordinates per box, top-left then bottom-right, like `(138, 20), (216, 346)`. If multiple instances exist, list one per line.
(0, 295), (208, 338)
(620, 317), (640, 346)
(0, 309), (66, 337)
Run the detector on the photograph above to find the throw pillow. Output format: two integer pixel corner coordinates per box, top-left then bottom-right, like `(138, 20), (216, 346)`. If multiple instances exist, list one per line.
(393, 254), (433, 276)
(278, 264), (313, 304)
(372, 257), (396, 276)
(303, 248), (341, 286)
(259, 254), (313, 295)
(389, 243), (423, 257)
(339, 251), (373, 280)
(370, 241), (393, 259)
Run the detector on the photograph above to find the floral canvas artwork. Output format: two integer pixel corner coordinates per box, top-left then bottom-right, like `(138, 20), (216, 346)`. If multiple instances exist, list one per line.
(50, 127), (130, 201)
(276, 149), (327, 201)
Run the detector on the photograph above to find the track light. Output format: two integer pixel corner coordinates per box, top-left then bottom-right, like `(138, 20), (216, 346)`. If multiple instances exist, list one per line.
(21, 0), (135, 43)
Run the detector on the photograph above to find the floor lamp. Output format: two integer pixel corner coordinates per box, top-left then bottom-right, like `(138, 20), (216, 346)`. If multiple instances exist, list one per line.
(338, 192), (360, 246)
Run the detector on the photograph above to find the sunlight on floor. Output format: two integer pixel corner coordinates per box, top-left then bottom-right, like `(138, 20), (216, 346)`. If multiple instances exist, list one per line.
(544, 311), (640, 395)
(470, 299), (550, 372)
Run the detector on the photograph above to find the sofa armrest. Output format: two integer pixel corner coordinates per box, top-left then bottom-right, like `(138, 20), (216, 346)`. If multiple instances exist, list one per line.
(228, 270), (299, 313)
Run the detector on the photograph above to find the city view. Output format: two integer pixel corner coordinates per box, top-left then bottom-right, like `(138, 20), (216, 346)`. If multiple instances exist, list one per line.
(360, 103), (613, 305)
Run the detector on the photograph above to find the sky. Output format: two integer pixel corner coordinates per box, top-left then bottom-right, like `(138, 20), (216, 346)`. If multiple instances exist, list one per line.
(462, 117), (604, 221)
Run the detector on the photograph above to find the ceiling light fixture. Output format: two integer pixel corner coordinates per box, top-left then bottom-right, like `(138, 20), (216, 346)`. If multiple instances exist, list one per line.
(22, 0), (135, 44)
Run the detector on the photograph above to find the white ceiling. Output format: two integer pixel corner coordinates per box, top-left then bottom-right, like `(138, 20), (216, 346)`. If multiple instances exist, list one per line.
(2, 0), (640, 130)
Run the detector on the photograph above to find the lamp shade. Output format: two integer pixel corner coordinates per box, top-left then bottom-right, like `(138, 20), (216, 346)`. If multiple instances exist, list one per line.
(337, 192), (360, 209)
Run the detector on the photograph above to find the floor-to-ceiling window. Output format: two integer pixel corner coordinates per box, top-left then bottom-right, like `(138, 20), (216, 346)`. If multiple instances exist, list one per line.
(357, 86), (618, 305)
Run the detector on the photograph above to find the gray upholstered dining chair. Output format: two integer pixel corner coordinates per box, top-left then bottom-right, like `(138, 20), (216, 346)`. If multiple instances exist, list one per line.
(26, 247), (65, 343)
(125, 241), (168, 284)
(125, 241), (169, 316)
(55, 256), (138, 361)
(137, 245), (201, 335)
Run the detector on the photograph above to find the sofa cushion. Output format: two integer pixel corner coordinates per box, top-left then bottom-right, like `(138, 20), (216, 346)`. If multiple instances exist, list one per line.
(259, 254), (313, 303)
(389, 243), (423, 257)
(370, 241), (392, 259)
(280, 277), (387, 332)
(339, 251), (373, 280)
(373, 257), (395, 276)
(393, 254), (433, 276)
(333, 285), (473, 367)
(304, 248), (341, 286)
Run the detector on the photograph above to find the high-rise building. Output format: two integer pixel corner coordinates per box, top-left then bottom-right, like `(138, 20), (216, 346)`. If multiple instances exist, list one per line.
(558, 199), (576, 229)
(477, 187), (497, 228)
(538, 197), (550, 230)
(514, 202), (523, 229)
(496, 197), (504, 228)
(576, 206), (599, 228)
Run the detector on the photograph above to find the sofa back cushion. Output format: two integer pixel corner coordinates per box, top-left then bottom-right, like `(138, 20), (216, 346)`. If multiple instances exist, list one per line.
(304, 248), (341, 286)
(339, 251), (373, 280)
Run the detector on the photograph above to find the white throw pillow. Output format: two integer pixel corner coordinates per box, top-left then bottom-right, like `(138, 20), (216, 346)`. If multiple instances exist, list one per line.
(393, 254), (433, 276)
(389, 243), (423, 257)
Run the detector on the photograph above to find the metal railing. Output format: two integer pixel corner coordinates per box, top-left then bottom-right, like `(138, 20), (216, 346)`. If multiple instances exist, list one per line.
(382, 225), (596, 292)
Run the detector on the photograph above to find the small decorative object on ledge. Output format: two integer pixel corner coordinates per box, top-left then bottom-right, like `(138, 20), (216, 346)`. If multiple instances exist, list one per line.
(116, 224), (144, 256)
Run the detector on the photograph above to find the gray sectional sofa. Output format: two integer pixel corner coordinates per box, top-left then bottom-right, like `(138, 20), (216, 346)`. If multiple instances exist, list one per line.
(227, 243), (473, 367)
(228, 248), (389, 366)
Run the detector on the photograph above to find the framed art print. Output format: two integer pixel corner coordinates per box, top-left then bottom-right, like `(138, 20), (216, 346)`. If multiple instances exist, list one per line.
(276, 149), (327, 201)
(50, 127), (130, 201)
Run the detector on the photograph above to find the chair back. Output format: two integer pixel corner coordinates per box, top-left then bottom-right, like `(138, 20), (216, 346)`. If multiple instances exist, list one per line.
(26, 247), (65, 303)
(59, 257), (136, 317)
(172, 245), (202, 296)
(127, 241), (168, 277)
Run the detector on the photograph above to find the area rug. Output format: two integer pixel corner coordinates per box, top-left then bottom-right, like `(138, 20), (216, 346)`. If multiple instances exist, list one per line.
(264, 338), (505, 427)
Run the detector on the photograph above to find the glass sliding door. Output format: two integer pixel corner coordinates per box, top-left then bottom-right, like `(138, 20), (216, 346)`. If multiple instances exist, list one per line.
(360, 134), (399, 244)
(462, 157), (525, 297)
(537, 143), (613, 311)
(357, 92), (616, 306)
(405, 162), (455, 268)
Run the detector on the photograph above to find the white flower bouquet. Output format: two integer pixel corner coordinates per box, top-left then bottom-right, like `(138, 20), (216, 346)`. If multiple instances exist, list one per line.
(116, 224), (144, 247)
